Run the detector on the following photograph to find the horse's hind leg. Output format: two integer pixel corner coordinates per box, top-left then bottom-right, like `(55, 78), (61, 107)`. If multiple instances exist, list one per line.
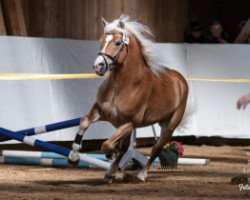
(137, 102), (187, 181)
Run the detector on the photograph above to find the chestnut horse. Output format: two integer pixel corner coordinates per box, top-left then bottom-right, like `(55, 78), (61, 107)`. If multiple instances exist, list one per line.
(69, 16), (188, 183)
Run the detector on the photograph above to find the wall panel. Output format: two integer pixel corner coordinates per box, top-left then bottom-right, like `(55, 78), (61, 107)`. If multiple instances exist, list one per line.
(0, 1), (6, 35)
(26, 0), (189, 42)
(0, 0), (247, 42)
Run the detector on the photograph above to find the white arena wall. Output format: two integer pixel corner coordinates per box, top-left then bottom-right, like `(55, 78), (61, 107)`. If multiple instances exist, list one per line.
(0, 36), (249, 144)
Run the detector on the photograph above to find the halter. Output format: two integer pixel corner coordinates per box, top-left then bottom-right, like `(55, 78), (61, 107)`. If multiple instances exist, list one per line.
(98, 33), (129, 71)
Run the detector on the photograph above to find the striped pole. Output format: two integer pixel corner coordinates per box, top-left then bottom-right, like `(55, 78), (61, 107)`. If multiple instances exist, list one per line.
(0, 150), (210, 166)
(153, 157), (210, 165)
(0, 127), (111, 169)
(0, 118), (81, 142)
(0, 156), (95, 168)
(0, 150), (67, 159)
(0, 150), (109, 161)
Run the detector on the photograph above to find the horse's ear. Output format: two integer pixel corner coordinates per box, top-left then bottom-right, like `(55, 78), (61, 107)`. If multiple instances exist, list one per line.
(101, 17), (109, 28)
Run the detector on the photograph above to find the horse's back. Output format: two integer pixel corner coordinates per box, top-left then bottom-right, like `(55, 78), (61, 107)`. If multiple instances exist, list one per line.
(158, 67), (187, 85)
(154, 67), (188, 95)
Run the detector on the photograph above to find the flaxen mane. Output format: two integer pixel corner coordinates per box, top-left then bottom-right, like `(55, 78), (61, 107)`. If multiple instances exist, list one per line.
(104, 15), (164, 74)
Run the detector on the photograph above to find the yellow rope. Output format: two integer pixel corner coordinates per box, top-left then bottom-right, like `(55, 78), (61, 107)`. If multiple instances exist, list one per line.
(0, 73), (108, 80)
(0, 73), (249, 83)
(186, 77), (250, 83)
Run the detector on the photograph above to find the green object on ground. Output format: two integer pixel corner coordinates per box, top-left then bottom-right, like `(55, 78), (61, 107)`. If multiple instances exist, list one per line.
(159, 144), (179, 169)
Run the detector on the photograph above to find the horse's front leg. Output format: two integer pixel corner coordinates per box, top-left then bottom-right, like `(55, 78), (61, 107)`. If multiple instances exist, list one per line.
(69, 103), (101, 164)
(101, 123), (133, 183)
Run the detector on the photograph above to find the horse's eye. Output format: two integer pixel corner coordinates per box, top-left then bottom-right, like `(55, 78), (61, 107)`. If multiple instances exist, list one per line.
(115, 41), (122, 47)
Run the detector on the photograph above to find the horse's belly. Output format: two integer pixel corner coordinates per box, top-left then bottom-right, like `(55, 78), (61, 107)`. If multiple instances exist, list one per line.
(141, 99), (176, 126)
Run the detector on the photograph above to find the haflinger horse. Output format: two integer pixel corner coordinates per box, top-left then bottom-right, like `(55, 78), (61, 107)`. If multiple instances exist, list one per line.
(69, 15), (188, 183)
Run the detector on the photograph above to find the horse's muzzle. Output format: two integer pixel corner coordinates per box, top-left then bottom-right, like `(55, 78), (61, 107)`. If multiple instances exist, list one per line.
(93, 63), (107, 76)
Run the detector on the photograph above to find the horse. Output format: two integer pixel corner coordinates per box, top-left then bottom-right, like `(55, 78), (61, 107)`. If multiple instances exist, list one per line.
(68, 15), (189, 183)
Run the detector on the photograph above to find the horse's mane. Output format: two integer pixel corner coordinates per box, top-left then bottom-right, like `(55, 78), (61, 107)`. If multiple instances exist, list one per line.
(104, 15), (164, 75)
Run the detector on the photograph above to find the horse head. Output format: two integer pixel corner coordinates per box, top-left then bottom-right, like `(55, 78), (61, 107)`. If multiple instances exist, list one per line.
(93, 17), (130, 76)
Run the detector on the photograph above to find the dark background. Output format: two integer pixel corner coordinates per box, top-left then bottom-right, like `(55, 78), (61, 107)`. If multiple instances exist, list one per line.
(0, 0), (249, 42)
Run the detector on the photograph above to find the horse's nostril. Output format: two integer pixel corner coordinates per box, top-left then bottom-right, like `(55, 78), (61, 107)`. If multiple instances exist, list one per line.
(93, 64), (101, 69)
(99, 62), (105, 67)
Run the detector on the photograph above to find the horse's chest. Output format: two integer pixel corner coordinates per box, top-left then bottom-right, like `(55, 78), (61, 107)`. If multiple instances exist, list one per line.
(97, 85), (145, 124)
(99, 100), (122, 123)
(98, 93), (128, 122)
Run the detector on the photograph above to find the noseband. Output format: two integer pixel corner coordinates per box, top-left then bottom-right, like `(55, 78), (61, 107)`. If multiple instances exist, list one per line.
(98, 34), (128, 71)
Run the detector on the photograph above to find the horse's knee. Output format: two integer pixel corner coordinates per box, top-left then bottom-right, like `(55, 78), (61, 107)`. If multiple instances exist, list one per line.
(79, 117), (90, 131)
(101, 141), (114, 158)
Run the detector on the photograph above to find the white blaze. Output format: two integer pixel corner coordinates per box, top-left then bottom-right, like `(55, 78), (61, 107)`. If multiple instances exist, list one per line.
(94, 34), (114, 67)
(102, 34), (113, 52)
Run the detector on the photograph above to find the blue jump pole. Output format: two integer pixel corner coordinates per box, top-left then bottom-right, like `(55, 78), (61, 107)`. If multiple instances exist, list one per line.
(0, 127), (70, 156)
(0, 156), (93, 168)
(0, 118), (81, 142)
(0, 150), (110, 161)
(0, 127), (111, 170)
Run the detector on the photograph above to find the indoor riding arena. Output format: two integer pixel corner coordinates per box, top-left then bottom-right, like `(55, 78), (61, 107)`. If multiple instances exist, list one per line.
(0, 0), (249, 200)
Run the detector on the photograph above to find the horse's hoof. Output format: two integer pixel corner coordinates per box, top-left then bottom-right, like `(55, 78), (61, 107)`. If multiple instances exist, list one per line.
(123, 172), (146, 183)
(105, 153), (112, 160)
(104, 174), (116, 184)
(68, 159), (80, 167)
(123, 172), (136, 182)
(137, 170), (147, 181)
(68, 150), (80, 167)
(105, 150), (114, 160)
